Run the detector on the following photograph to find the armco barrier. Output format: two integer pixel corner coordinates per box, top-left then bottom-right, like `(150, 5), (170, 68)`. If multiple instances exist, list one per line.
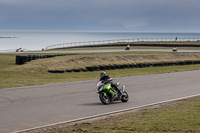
(45, 37), (200, 50)
(15, 54), (79, 65)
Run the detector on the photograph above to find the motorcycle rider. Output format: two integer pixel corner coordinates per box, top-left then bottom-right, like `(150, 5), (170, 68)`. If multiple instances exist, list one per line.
(99, 72), (122, 95)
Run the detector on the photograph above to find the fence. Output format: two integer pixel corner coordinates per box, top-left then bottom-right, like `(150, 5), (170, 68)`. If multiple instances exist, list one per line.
(45, 38), (200, 50)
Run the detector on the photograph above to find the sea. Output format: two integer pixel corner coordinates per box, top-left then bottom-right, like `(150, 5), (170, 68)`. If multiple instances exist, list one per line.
(0, 30), (200, 51)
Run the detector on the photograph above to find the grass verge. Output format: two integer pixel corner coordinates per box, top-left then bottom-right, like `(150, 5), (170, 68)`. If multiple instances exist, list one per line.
(59, 97), (200, 133)
(2, 51), (200, 132)
(26, 97), (200, 133)
(1, 51), (200, 88)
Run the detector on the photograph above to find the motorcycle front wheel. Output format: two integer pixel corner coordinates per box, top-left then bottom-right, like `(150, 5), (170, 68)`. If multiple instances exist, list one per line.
(121, 91), (129, 102)
(99, 92), (111, 105)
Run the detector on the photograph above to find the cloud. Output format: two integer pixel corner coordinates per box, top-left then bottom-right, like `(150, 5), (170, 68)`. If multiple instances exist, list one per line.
(0, 0), (200, 31)
(101, 17), (150, 28)
(121, 18), (150, 28)
(0, 0), (31, 5)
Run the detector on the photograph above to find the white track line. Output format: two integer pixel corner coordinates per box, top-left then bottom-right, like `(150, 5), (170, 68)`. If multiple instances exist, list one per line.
(12, 93), (200, 133)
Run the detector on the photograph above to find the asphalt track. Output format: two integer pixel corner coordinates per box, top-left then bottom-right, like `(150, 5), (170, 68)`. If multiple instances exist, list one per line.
(1, 70), (200, 132)
(1, 49), (200, 54)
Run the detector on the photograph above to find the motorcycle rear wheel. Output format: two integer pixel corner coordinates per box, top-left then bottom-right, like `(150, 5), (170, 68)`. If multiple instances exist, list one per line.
(99, 92), (111, 105)
(121, 91), (129, 102)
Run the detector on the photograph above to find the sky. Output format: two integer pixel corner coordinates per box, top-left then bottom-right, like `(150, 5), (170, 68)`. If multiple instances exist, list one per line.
(0, 0), (200, 32)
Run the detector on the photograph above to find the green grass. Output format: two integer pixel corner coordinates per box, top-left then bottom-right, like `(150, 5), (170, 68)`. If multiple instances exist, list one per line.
(1, 52), (200, 88)
(53, 97), (200, 133)
(2, 51), (200, 132)
(1, 64), (200, 89)
(0, 54), (16, 69)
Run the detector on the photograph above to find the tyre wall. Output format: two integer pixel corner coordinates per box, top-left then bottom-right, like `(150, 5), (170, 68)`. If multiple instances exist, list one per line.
(15, 54), (78, 65)
(48, 60), (200, 73)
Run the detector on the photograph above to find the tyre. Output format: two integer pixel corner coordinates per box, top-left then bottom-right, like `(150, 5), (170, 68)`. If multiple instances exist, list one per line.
(48, 70), (56, 73)
(66, 69), (72, 72)
(21, 55), (28, 64)
(80, 68), (87, 72)
(93, 66), (99, 71)
(109, 65), (115, 70)
(72, 69), (81, 72)
(16, 55), (22, 65)
(86, 67), (94, 71)
(99, 65), (106, 70)
(105, 65), (111, 70)
(114, 64), (121, 69)
(99, 92), (111, 105)
(121, 91), (129, 102)
(54, 70), (65, 73)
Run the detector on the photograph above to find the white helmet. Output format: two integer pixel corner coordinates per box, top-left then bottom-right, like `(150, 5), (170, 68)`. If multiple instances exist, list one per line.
(100, 71), (106, 79)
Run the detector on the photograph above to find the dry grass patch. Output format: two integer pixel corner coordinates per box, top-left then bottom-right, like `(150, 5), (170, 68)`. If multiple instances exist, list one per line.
(1, 51), (200, 88)
(25, 52), (200, 70)
(2, 52), (200, 73)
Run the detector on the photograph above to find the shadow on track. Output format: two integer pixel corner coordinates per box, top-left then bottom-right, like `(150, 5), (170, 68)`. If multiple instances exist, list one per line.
(79, 103), (103, 106)
(79, 101), (123, 106)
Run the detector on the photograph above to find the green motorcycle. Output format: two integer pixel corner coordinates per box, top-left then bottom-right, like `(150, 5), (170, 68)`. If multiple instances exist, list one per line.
(96, 79), (129, 105)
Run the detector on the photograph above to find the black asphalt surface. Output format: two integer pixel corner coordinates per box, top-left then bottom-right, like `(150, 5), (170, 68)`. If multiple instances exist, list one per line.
(1, 70), (200, 132)
(1, 49), (200, 54)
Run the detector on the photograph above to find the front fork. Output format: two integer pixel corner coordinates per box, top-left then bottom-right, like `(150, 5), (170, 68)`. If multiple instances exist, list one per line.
(101, 88), (116, 102)
(102, 92), (107, 96)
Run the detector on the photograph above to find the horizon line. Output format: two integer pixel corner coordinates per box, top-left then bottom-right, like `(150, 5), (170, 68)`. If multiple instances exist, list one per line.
(0, 30), (200, 33)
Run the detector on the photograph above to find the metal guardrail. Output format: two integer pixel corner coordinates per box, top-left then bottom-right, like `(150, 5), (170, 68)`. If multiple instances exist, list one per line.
(45, 38), (200, 50)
